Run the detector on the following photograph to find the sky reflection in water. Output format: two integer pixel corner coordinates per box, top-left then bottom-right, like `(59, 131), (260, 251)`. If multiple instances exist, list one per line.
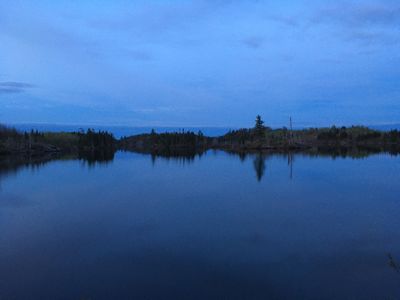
(0, 150), (400, 299)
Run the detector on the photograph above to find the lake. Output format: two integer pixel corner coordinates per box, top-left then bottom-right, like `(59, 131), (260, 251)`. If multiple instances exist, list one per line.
(0, 150), (400, 299)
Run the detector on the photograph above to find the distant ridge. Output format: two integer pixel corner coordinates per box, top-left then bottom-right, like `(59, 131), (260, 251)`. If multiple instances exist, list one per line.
(8, 123), (233, 138)
(7, 123), (400, 139)
(370, 124), (400, 131)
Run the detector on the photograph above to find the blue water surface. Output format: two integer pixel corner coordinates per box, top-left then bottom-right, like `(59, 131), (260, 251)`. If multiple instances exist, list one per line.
(0, 151), (399, 299)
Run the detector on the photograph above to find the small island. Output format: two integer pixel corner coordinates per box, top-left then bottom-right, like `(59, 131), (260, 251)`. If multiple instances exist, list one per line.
(120, 116), (400, 157)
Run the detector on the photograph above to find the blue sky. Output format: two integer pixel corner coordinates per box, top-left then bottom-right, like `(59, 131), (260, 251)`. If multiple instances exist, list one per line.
(0, 0), (399, 127)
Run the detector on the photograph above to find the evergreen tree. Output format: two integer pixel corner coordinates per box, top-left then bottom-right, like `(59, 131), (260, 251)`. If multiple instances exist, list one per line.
(254, 115), (265, 137)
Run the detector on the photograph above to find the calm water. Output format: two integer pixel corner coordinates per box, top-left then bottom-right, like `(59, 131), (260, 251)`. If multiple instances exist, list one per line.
(1, 151), (400, 299)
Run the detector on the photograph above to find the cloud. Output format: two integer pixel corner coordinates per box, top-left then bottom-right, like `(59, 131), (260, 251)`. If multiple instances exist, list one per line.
(0, 82), (34, 94)
(242, 36), (264, 49)
(311, 2), (400, 46)
(130, 106), (198, 114)
(346, 30), (399, 46)
(313, 2), (400, 27)
(87, 2), (212, 36)
(266, 15), (299, 27)
(0, 1), (398, 126)
(127, 50), (153, 61)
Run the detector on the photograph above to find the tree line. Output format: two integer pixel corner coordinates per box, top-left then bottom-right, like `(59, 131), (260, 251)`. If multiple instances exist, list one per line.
(2, 116), (400, 157)
(0, 125), (115, 155)
(218, 115), (400, 151)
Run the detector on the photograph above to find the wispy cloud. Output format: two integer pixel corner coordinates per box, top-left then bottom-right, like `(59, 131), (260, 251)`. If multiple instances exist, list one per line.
(313, 3), (400, 27)
(311, 2), (400, 46)
(87, 2), (214, 37)
(243, 36), (264, 49)
(346, 30), (399, 46)
(266, 14), (299, 27)
(0, 1), (398, 126)
(0, 82), (34, 94)
(242, 36), (264, 49)
(130, 106), (199, 114)
(127, 50), (153, 61)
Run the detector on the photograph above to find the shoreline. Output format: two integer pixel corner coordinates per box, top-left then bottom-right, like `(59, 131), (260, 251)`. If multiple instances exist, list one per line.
(2, 122), (400, 159)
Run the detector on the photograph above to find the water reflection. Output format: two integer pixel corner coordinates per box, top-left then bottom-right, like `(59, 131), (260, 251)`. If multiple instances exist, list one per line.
(1, 147), (399, 185)
(0, 154), (56, 189)
(251, 152), (294, 182)
(1, 148), (400, 299)
(78, 150), (115, 167)
(135, 147), (400, 183)
(288, 152), (294, 179)
(149, 151), (202, 165)
(253, 153), (266, 181)
(0, 150), (115, 186)
(388, 253), (400, 274)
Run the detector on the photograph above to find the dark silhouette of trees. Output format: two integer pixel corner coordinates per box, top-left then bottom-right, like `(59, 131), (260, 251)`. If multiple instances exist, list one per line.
(0, 124), (116, 156)
(2, 119), (400, 159)
(254, 115), (266, 138)
(119, 130), (210, 156)
(77, 129), (115, 152)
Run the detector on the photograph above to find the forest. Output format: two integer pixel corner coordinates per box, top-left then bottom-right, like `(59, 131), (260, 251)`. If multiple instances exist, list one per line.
(2, 116), (400, 158)
(0, 125), (115, 156)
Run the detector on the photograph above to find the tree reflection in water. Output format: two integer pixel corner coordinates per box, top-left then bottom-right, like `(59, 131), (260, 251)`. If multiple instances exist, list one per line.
(0, 150), (115, 187)
(253, 153), (266, 182)
(0, 147), (397, 186)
